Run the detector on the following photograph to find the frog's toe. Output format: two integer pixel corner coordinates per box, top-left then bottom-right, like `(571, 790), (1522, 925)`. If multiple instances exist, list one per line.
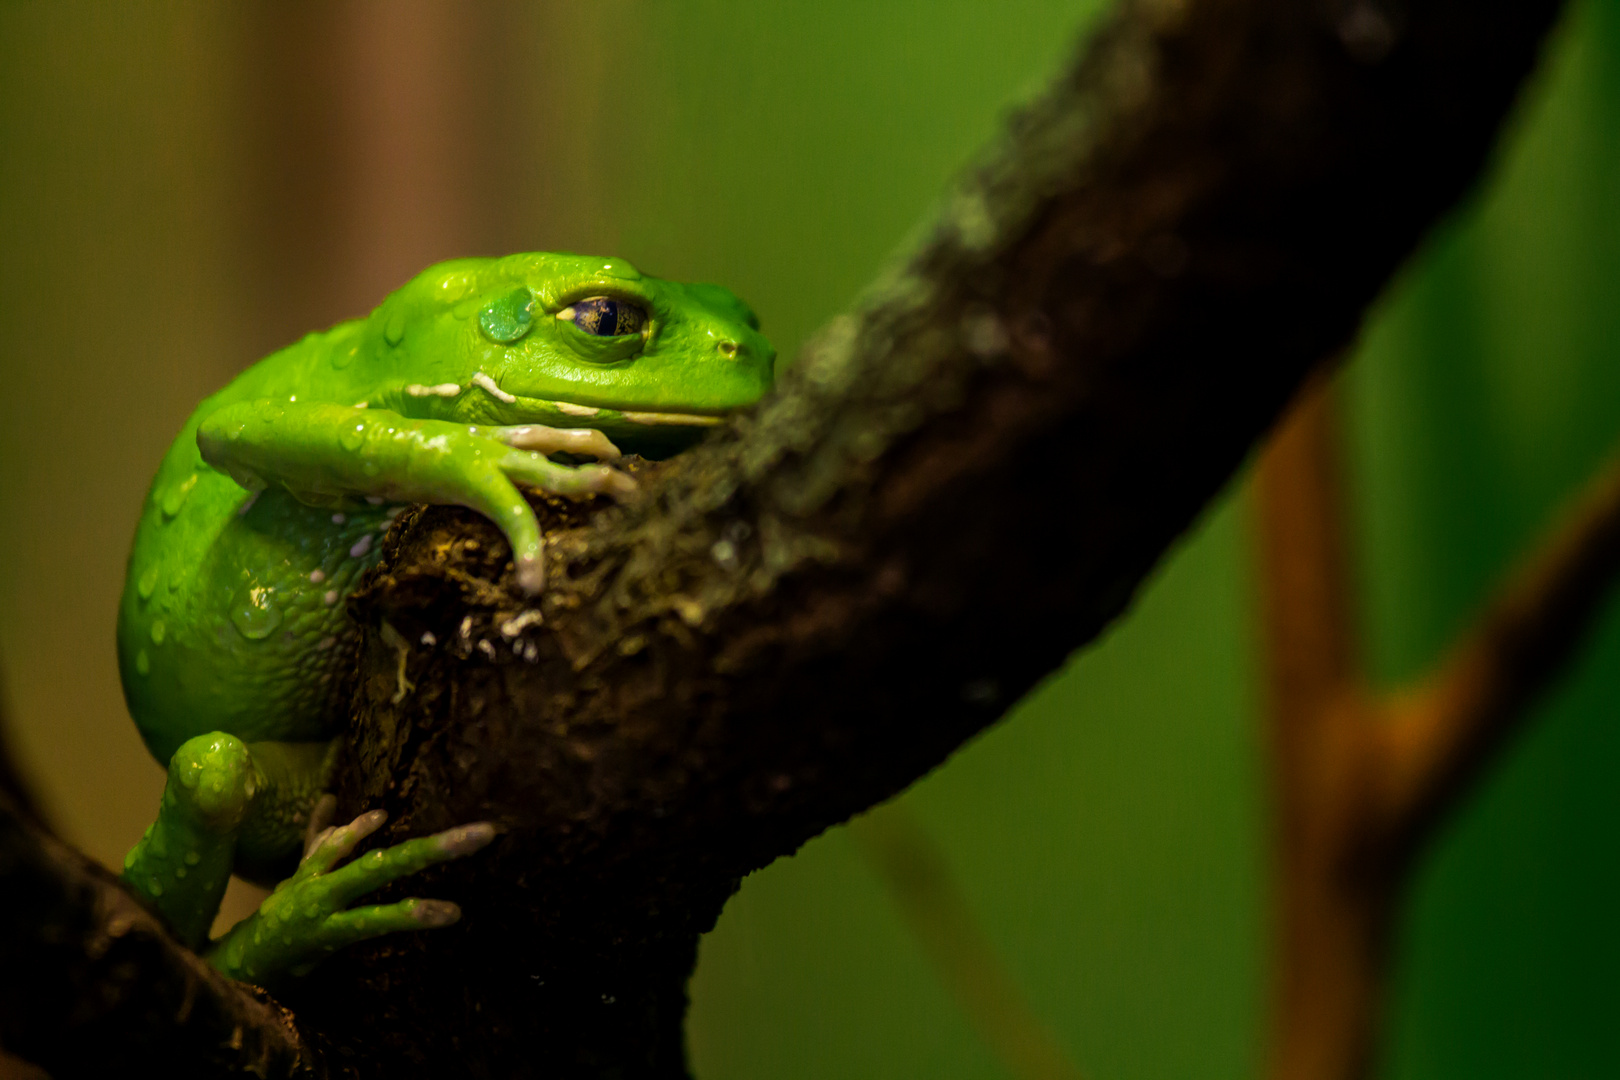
(502, 451), (637, 499)
(514, 549), (546, 595)
(301, 792), (339, 857)
(323, 897), (461, 944)
(490, 424), (622, 461)
(278, 899), (461, 978)
(323, 822), (497, 906)
(300, 806), (389, 873)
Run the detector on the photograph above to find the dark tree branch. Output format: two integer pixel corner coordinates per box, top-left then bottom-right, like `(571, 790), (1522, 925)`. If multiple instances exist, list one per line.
(0, 786), (313, 1078)
(0, 0), (1571, 1075)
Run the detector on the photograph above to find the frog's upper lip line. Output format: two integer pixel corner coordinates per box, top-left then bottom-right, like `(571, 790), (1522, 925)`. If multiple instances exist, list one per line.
(505, 392), (727, 427)
(400, 372), (729, 426)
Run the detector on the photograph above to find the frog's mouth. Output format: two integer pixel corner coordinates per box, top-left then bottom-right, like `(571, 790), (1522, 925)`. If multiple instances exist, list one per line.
(401, 373), (730, 458)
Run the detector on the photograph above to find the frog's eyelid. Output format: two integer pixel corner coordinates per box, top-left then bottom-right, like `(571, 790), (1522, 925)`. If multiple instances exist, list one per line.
(549, 285), (654, 312)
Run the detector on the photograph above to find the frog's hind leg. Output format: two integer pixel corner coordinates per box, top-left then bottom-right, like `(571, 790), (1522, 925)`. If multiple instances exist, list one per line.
(121, 735), (336, 948)
(231, 740), (340, 884)
(121, 732), (266, 948)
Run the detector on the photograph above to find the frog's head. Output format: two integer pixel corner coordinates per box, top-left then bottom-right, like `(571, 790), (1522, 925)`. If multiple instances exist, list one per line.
(377, 252), (776, 458)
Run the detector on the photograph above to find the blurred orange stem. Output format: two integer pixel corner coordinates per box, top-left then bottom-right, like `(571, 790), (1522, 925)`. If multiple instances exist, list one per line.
(1254, 368), (1620, 1080)
(1253, 371), (1389, 1080)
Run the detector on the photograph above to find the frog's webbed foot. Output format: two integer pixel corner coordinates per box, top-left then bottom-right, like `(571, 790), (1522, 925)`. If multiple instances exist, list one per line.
(205, 804), (497, 986)
(484, 430), (637, 595)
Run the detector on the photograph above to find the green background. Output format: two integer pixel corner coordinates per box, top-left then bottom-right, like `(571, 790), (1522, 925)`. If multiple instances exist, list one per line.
(2, 2), (1619, 1076)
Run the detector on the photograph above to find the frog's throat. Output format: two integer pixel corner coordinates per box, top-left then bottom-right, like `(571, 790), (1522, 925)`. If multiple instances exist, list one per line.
(398, 374), (726, 430)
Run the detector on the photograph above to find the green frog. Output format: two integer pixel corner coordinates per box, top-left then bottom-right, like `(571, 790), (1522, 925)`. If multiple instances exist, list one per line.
(116, 252), (775, 984)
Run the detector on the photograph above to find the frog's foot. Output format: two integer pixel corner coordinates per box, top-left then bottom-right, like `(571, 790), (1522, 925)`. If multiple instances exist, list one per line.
(205, 806), (497, 986)
(492, 446), (637, 594)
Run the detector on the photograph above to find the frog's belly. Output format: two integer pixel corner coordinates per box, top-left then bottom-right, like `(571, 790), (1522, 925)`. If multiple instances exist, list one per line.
(119, 482), (393, 764)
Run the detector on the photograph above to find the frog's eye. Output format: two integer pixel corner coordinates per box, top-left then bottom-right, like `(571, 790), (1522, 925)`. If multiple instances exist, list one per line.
(558, 297), (647, 337)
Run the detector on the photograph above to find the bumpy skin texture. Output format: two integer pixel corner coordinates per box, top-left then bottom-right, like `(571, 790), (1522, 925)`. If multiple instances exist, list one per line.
(115, 252), (775, 984)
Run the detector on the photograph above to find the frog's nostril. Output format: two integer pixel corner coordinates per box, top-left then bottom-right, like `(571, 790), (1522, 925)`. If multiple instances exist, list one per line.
(718, 340), (742, 359)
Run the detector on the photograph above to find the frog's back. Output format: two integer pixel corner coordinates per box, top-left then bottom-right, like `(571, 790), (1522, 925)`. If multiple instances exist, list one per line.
(118, 319), (390, 765)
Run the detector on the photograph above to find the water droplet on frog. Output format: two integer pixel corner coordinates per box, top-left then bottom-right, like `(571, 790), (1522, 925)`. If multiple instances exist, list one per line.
(150, 620), (166, 645)
(231, 587), (283, 640)
(160, 473), (199, 519)
(148, 878), (163, 898)
(135, 649), (151, 676)
(340, 423), (366, 451)
(184, 850), (201, 866)
(332, 342), (359, 370)
(137, 564), (161, 600)
(175, 866), (187, 879)
(437, 271), (473, 301)
(384, 311), (407, 346)
(479, 288), (537, 344)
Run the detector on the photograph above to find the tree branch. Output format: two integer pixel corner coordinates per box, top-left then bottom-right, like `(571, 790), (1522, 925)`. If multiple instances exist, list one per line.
(1377, 446), (1620, 849)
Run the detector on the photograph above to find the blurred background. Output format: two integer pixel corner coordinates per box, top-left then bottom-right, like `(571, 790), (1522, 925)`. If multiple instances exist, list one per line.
(4, 1), (1620, 1076)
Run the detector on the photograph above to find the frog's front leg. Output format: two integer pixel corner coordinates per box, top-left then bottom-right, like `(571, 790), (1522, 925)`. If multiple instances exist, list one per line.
(198, 401), (635, 593)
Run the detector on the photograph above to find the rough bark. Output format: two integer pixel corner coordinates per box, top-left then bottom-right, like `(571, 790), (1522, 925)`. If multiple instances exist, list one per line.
(0, 0), (1571, 1075)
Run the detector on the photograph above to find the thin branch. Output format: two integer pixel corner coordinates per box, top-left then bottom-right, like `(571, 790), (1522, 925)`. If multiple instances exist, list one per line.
(850, 806), (1085, 1080)
(1377, 446), (1620, 851)
(1252, 373), (1389, 1080)
(1252, 370), (1620, 1080)
(1252, 367), (1362, 715)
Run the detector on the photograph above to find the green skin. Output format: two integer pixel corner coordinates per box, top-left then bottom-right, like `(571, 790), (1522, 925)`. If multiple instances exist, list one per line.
(117, 252), (775, 985)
